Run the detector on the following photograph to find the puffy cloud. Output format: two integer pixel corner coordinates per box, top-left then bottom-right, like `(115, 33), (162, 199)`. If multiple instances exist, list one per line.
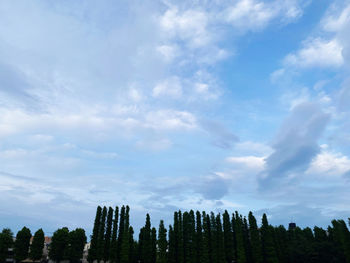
(284, 38), (344, 68)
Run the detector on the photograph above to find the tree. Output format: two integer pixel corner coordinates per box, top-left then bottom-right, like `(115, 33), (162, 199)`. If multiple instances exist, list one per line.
(141, 214), (152, 263)
(117, 205), (126, 262)
(14, 226), (32, 262)
(151, 227), (157, 263)
(223, 210), (234, 263)
(248, 211), (262, 263)
(110, 206), (119, 262)
(68, 228), (87, 263)
(158, 220), (167, 263)
(0, 228), (14, 263)
(168, 225), (176, 263)
(89, 206), (102, 262)
(261, 214), (278, 263)
(202, 212), (211, 263)
(97, 206), (107, 261)
(234, 212), (246, 263)
(195, 211), (203, 263)
(49, 227), (69, 263)
(104, 207), (114, 261)
(30, 229), (45, 261)
(215, 214), (225, 263)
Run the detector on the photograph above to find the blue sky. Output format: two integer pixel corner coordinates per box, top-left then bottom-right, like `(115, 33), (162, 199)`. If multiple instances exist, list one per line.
(1, 0), (350, 235)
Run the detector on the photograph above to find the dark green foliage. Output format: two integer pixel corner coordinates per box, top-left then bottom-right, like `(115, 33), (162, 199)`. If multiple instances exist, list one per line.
(195, 211), (203, 263)
(261, 214), (278, 263)
(331, 219), (350, 263)
(110, 206), (119, 262)
(168, 225), (176, 263)
(118, 205), (126, 262)
(151, 227), (157, 263)
(49, 227), (70, 262)
(0, 228), (14, 263)
(215, 214), (225, 263)
(202, 212), (211, 263)
(30, 228), (45, 261)
(140, 213), (152, 263)
(120, 206), (131, 263)
(14, 226), (31, 262)
(158, 220), (167, 263)
(89, 205), (102, 262)
(234, 212), (247, 263)
(97, 206), (108, 261)
(223, 210), (234, 263)
(248, 211), (262, 263)
(68, 228), (87, 263)
(104, 207), (114, 261)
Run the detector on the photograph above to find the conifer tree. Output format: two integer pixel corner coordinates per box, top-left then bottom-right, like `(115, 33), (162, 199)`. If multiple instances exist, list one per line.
(97, 206), (107, 262)
(151, 227), (157, 263)
(215, 214), (225, 263)
(141, 214), (152, 263)
(261, 214), (278, 263)
(248, 212), (262, 263)
(110, 206), (119, 262)
(14, 226), (32, 262)
(178, 211), (184, 263)
(234, 212), (246, 263)
(202, 212), (211, 263)
(117, 205), (126, 262)
(30, 228), (45, 261)
(189, 210), (196, 263)
(89, 206), (102, 262)
(158, 220), (168, 263)
(168, 225), (176, 263)
(331, 219), (350, 263)
(210, 212), (218, 263)
(243, 217), (252, 263)
(223, 210), (234, 263)
(104, 207), (114, 261)
(195, 211), (203, 263)
(120, 206), (131, 263)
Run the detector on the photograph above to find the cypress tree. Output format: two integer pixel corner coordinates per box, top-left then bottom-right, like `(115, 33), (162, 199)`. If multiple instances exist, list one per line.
(231, 213), (238, 262)
(141, 214), (152, 263)
(104, 207), (114, 261)
(210, 212), (218, 263)
(202, 212), (212, 263)
(97, 206), (108, 262)
(243, 217), (252, 263)
(183, 212), (191, 263)
(118, 205), (126, 262)
(120, 206), (131, 263)
(189, 210), (196, 263)
(273, 225), (288, 263)
(110, 206), (119, 262)
(178, 211), (184, 263)
(223, 210), (234, 263)
(168, 225), (176, 263)
(215, 214), (225, 263)
(261, 214), (278, 263)
(234, 212), (246, 263)
(30, 229), (45, 261)
(173, 211), (181, 263)
(89, 206), (102, 262)
(248, 212), (262, 263)
(14, 226), (32, 262)
(195, 211), (203, 263)
(332, 219), (350, 263)
(151, 227), (157, 263)
(158, 220), (168, 263)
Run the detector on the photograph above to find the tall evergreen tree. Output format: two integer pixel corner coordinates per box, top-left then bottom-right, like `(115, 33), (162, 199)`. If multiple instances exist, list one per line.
(261, 214), (278, 263)
(168, 225), (176, 263)
(120, 206), (131, 263)
(104, 207), (114, 261)
(223, 210), (234, 263)
(117, 205), (126, 262)
(234, 212), (246, 263)
(97, 206), (108, 262)
(202, 212), (211, 263)
(215, 214), (225, 263)
(195, 211), (203, 263)
(243, 217), (252, 263)
(158, 220), (168, 263)
(141, 214), (152, 263)
(89, 206), (102, 262)
(49, 227), (70, 263)
(332, 219), (350, 263)
(248, 212), (262, 263)
(178, 211), (184, 263)
(68, 228), (87, 263)
(14, 226), (32, 262)
(0, 228), (14, 263)
(110, 206), (119, 263)
(30, 229), (45, 261)
(151, 227), (157, 263)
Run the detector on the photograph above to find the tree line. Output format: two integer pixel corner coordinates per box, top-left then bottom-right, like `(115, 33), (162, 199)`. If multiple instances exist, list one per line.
(0, 226), (86, 263)
(89, 205), (350, 263)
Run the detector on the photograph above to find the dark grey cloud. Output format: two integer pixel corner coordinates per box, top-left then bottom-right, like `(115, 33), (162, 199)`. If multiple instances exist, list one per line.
(199, 175), (229, 200)
(259, 102), (330, 188)
(201, 119), (239, 149)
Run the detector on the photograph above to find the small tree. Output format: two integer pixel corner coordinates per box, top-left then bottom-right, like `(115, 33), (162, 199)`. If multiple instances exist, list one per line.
(49, 227), (69, 262)
(0, 228), (14, 262)
(68, 228), (87, 263)
(30, 229), (45, 261)
(14, 226), (32, 262)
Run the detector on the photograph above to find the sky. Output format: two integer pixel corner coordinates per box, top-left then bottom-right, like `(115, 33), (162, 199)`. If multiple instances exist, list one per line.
(0, 0), (350, 236)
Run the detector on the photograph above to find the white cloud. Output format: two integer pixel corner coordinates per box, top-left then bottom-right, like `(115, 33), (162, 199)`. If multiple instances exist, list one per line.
(226, 155), (266, 171)
(323, 4), (350, 32)
(284, 38), (344, 68)
(152, 77), (182, 98)
(307, 150), (350, 177)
